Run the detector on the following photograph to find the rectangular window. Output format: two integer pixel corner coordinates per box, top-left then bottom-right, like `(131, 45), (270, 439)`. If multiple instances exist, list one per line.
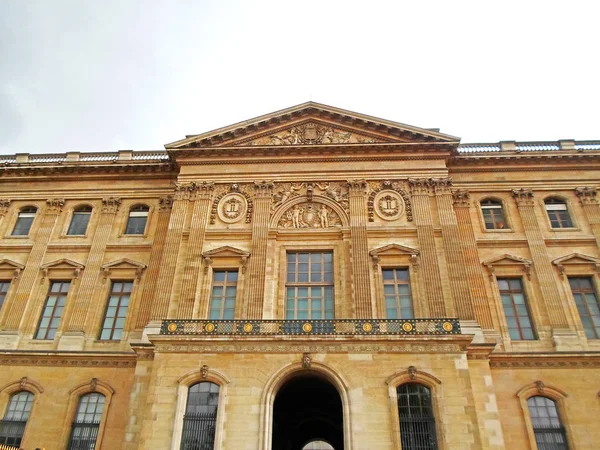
(0, 281), (11, 311)
(209, 270), (238, 320)
(12, 209), (36, 236)
(99, 281), (133, 340)
(35, 281), (71, 340)
(568, 277), (600, 339)
(286, 252), (334, 319)
(67, 208), (92, 235)
(383, 268), (413, 319)
(498, 278), (535, 340)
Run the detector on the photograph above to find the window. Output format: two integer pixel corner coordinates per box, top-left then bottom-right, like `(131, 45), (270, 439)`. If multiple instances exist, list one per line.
(209, 271), (237, 320)
(383, 268), (413, 319)
(397, 383), (438, 450)
(286, 252), (334, 319)
(0, 281), (11, 311)
(568, 277), (600, 339)
(124, 205), (149, 235)
(35, 281), (71, 340)
(545, 198), (573, 228)
(0, 391), (34, 446)
(498, 278), (535, 340)
(527, 396), (568, 450)
(67, 206), (92, 235)
(180, 382), (219, 450)
(67, 393), (105, 450)
(99, 281), (133, 340)
(11, 207), (37, 236)
(481, 199), (507, 230)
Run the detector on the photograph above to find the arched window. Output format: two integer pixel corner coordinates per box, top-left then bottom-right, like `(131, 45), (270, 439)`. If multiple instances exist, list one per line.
(544, 198), (573, 228)
(125, 205), (149, 235)
(527, 396), (568, 449)
(397, 383), (438, 450)
(0, 391), (34, 446)
(67, 206), (93, 235)
(180, 382), (219, 450)
(67, 393), (105, 450)
(302, 440), (334, 449)
(12, 206), (37, 236)
(481, 199), (507, 230)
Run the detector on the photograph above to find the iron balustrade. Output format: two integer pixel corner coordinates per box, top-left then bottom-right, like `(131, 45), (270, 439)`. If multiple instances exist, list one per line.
(534, 427), (569, 450)
(399, 417), (438, 450)
(161, 318), (460, 336)
(67, 423), (100, 450)
(0, 420), (26, 447)
(180, 413), (217, 450)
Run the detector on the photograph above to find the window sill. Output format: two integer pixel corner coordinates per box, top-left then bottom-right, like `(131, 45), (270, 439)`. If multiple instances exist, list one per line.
(548, 227), (581, 232)
(483, 228), (514, 233)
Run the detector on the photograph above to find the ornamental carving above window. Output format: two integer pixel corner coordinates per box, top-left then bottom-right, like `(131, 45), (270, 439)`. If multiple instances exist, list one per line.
(278, 202), (342, 229)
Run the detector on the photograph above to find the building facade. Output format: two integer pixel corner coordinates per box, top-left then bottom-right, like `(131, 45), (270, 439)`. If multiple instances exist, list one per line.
(0, 102), (598, 449)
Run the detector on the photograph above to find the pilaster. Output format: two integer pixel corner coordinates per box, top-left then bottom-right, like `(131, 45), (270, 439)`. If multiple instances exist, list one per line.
(433, 179), (475, 320)
(347, 179), (373, 318)
(245, 181), (274, 319)
(2, 198), (64, 331)
(67, 197), (121, 333)
(575, 187), (600, 247)
(177, 182), (215, 318)
(151, 183), (196, 320)
(452, 190), (495, 331)
(134, 196), (173, 329)
(511, 189), (571, 336)
(408, 179), (446, 317)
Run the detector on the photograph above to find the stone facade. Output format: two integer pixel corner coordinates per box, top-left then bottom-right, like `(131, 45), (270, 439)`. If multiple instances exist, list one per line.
(0, 102), (599, 449)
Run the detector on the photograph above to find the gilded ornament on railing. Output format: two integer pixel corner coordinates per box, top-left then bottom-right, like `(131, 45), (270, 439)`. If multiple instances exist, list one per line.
(278, 202), (342, 229)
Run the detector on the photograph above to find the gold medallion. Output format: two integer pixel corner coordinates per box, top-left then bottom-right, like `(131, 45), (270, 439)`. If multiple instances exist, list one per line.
(167, 322), (178, 333)
(442, 321), (454, 332)
(362, 322), (373, 333)
(402, 322), (413, 332)
(205, 323), (215, 333)
(302, 323), (313, 333)
(243, 323), (253, 333)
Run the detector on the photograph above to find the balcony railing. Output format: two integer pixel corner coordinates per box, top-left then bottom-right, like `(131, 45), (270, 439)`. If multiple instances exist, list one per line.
(160, 318), (460, 336)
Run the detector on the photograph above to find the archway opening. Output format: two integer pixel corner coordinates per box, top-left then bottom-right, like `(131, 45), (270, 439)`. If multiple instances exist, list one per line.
(272, 373), (343, 450)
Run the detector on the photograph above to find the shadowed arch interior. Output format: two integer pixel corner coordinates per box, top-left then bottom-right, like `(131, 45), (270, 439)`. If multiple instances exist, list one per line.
(272, 373), (343, 450)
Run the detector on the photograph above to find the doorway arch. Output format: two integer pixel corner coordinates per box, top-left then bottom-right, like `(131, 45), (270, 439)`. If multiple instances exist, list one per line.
(259, 362), (353, 450)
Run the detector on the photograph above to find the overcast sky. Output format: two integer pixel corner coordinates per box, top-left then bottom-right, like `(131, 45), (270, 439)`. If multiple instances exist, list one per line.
(1, 1), (598, 154)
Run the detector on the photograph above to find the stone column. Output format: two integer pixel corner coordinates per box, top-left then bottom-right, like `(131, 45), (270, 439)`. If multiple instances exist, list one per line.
(151, 183), (197, 320)
(408, 179), (447, 317)
(433, 179), (475, 320)
(245, 181), (274, 319)
(67, 197), (121, 332)
(3, 199), (64, 330)
(177, 182), (215, 318)
(452, 190), (495, 331)
(512, 189), (569, 330)
(575, 187), (600, 247)
(347, 179), (373, 318)
(134, 196), (173, 329)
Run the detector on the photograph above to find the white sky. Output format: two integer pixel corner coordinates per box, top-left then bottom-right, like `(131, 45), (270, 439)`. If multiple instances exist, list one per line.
(1, 0), (598, 154)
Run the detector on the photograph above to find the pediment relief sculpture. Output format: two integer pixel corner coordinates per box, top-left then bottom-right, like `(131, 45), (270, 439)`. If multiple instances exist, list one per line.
(278, 202), (342, 229)
(271, 182), (349, 214)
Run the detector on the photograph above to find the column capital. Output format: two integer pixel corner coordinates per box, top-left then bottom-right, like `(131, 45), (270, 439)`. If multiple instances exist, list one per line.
(102, 197), (122, 214)
(347, 179), (368, 195)
(174, 181), (198, 200)
(0, 199), (10, 217)
(512, 188), (535, 206)
(253, 180), (275, 198)
(159, 195), (174, 211)
(452, 189), (471, 207)
(575, 187), (598, 205)
(408, 178), (432, 195)
(431, 177), (453, 194)
(194, 181), (215, 200)
(45, 198), (65, 215)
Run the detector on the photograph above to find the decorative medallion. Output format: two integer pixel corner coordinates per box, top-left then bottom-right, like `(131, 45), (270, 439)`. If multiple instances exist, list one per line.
(205, 323), (215, 333)
(442, 322), (454, 332)
(278, 202), (342, 229)
(302, 323), (313, 333)
(374, 190), (404, 221)
(167, 322), (178, 333)
(362, 322), (373, 333)
(402, 323), (413, 332)
(217, 193), (247, 223)
(243, 323), (253, 333)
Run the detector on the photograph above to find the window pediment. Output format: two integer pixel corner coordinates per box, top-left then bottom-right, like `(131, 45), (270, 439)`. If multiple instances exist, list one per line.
(101, 258), (146, 281)
(483, 254), (532, 278)
(552, 253), (600, 277)
(0, 259), (25, 279)
(40, 258), (85, 280)
(202, 246), (250, 273)
(369, 243), (419, 269)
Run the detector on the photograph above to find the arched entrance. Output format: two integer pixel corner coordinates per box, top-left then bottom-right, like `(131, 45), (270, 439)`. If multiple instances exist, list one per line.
(272, 374), (343, 450)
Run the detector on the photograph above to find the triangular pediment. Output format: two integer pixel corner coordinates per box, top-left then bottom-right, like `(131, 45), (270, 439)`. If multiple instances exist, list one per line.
(40, 258), (85, 270)
(483, 254), (532, 267)
(165, 102), (459, 149)
(552, 253), (600, 267)
(0, 259), (25, 271)
(203, 246), (250, 258)
(370, 243), (420, 257)
(101, 258), (147, 271)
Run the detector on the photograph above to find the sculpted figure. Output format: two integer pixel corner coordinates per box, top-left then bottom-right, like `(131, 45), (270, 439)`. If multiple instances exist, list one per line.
(292, 204), (303, 228)
(319, 204), (328, 228)
(273, 183), (305, 210)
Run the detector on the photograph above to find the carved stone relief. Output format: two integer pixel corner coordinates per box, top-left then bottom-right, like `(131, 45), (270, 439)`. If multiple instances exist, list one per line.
(271, 182), (349, 215)
(278, 202), (342, 229)
(367, 180), (412, 222)
(210, 184), (253, 224)
(374, 190), (404, 221)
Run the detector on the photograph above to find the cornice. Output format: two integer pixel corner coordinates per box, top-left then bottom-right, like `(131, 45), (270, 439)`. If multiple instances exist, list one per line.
(489, 351), (600, 368)
(0, 162), (175, 179)
(0, 350), (137, 367)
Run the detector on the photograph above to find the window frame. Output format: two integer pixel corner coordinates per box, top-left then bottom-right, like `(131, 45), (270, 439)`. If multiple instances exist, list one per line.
(208, 270), (239, 320)
(496, 277), (537, 341)
(0, 377), (43, 449)
(381, 268), (415, 319)
(65, 204), (94, 237)
(10, 206), (38, 237)
(0, 391), (34, 447)
(543, 196), (577, 230)
(0, 280), (12, 314)
(98, 280), (134, 341)
(123, 203), (150, 236)
(479, 197), (511, 231)
(35, 280), (72, 340)
(67, 392), (106, 450)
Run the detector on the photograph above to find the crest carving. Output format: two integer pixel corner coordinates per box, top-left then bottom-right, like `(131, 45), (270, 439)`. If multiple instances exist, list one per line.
(210, 184), (253, 224)
(368, 180), (412, 222)
(278, 202), (342, 229)
(271, 182), (349, 215)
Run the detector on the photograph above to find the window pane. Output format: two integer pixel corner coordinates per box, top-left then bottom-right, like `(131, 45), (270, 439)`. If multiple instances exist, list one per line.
(498, 278), (535, 340)
(181, 382), (219, 449)
(383, 269), (413, 319)
(569, 277), (600, 339)
(286, 252), (334, 319)
(527, 396), (568, 450)
(36, 281), (71, 340)
(0, 281), (11, 311)
(99, 280), (133, 340)
(67, 210), (92, 235)
(397, 384), (438, 450)
(208, 270), (237, 320)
